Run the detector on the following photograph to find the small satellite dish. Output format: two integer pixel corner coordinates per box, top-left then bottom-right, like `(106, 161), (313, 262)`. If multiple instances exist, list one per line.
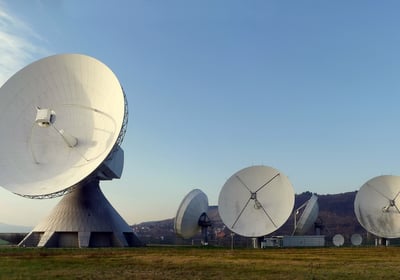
(293, 194), (319, 235)
(174, 189), (211, 244)
(354, 175), (400, 239)
(0, 53), (139, 247)
(350, 233), (362, 246)
(332, 234), (344, 247)
(218, 165), (295, 237)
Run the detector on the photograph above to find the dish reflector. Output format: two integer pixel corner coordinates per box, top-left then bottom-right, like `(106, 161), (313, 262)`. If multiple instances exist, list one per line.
(218, 165), (295, 237)
(354, 175), (400, 239)
(174, 189), (209, 239)
(293, 194), (319, 235)
(0, 54), (126, 197)
(350, 233), (362, 246)
(332, 234), (344, 247)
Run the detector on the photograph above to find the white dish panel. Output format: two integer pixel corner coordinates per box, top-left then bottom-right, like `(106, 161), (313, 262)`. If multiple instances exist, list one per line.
(350, 233), (362, 246)
(174, 189), (209, 239)
(332, 234), (344, 247)
(0, 54), (125, 196)
(354, 175), (400, 239)
(218, 165), (295, 237)
(294, 194), (319, 235)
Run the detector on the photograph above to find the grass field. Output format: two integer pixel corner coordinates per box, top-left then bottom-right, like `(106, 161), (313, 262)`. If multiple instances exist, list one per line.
(0, 246), (399, 279)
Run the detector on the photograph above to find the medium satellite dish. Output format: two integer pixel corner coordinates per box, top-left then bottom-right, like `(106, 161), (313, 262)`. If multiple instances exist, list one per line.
(354, 175), (400, 239)
(293, 194), (319, 235)
(174, 189), (211, 244)
(218, 165), (295, 237)
(0, 53), (140, 247)
(332, 234), (344, 247)
(350, 233), (362, 246)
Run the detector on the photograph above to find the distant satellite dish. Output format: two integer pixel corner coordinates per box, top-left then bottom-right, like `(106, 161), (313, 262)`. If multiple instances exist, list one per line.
(218, 165), (295, 237)
(174, 189), (211, 243)
(293, 194), (319, 235)
(0, 53), (139, 247)
(354, 175), (400, 239)
(350, 233), (362, 246)
(332, 234), (344, 247)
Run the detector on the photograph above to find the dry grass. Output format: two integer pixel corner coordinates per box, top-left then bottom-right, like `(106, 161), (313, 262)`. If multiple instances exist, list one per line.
(0, 246), (399, 279)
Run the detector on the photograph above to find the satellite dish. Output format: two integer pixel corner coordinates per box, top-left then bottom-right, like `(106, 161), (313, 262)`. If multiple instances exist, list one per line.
(0, 53), (140, 247)
(293, 194), (319, 235)
(350, 233), (362, 246)
(218, 165), (295, 237)
(174, 189), (211, 244)
(332, 234), (344, 247)
(354, 175), (400, 239)
(0, 53), (126, 198)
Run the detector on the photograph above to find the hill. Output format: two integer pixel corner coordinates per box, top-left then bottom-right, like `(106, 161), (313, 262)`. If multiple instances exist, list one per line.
(0, 223), (31, 233)
(132, 191), (366, 246)
(0, 223), (31, 245)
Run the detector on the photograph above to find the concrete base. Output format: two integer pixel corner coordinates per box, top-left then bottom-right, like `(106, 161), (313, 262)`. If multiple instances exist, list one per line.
(19, 180), (142, 247)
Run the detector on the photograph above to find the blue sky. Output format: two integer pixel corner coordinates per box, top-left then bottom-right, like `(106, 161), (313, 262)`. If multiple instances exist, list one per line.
(1, 0), (400, 226)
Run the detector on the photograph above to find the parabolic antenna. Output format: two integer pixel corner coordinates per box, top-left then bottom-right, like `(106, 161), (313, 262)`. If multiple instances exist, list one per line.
(350, 233), (362, 246)
(0, 53), (140, 247)
(354, 175), (400, 239)
(293, 194), (319, 235)
(0, 53), (126, 198)
(332, 234), (344, 247)
(174, 189), (211, 243)
(218, 165), (295, 237)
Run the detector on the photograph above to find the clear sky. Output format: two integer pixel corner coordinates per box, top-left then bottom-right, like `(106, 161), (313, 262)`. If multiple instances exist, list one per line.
(1, 0), (400, 227)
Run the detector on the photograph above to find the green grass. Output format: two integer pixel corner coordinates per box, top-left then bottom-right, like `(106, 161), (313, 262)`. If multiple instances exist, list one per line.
(0, 246), (399, 279)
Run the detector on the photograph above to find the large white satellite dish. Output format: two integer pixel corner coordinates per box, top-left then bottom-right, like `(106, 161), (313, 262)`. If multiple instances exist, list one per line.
(354, 175), (400, 239)
(293, 194), (319, 235)
(218, 165), (295, 237)
(174, 189), (211, 244)
(0, 53), (140, 247)
(0, 53), (125, 198)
